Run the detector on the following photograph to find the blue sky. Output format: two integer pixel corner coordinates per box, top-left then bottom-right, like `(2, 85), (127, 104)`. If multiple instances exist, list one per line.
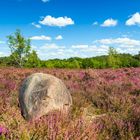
(1, 0), (140, 59)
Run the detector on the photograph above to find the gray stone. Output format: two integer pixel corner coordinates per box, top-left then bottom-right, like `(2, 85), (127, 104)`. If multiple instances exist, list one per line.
(19, 73), (72, 121)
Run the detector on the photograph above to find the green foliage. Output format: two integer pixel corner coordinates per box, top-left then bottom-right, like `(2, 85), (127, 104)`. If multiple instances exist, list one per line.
(0, 57), (11, 67)
(1, 52), (140, 69)
(24, 50), (41, 68)
(108, 47), (121, 68)
(7, 29), (31, 67)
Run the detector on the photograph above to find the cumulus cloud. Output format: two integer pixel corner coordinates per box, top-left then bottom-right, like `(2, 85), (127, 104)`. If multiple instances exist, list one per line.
(39, 15), (74, 27)
(96, 38), (140, 46)
(71, 44), (109, 55)
(71, 45), (89, 49)
(93, 21), (98, 26)
(32, 22), (41, 28)
(32, 42), (110, 60)
(0, 52), (5, 56)
(101, 18), (118, 27)
(31, 37), (140, 60)
(32, 43), (69, 59)
(30, 35), (52, 41)
(41, 0), (50, 2)
(55, 35), (63, 40)
(95, 37), (140, 54)
(0, 51), (10, 57)
(0, 40), (5, 44)
(40, 43), (65, 49)
(0, 43), (13, 57)
(126, 12), (140, 26)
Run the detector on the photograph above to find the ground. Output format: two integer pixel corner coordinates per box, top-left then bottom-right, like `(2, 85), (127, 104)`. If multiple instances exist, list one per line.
(0, 68), (140, 140)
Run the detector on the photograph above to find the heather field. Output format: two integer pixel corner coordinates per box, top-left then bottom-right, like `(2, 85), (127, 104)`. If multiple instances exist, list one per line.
(0, 68), (140, 140)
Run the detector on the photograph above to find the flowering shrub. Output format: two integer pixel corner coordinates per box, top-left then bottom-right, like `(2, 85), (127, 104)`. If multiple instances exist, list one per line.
(0, 68), (140, 139)
(0, 125), (9, 139)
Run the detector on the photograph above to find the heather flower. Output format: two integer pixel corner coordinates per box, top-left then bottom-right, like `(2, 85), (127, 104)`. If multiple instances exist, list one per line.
(0, 68), (140, 139)
(0, 126), (8, 136)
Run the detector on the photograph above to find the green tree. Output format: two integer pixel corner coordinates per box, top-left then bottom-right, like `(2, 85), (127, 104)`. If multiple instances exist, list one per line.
(7, 30), (31, 67)
(108, 47), (120, 68)
(82, 58), (94, 68)
(24, 50), (41, 68)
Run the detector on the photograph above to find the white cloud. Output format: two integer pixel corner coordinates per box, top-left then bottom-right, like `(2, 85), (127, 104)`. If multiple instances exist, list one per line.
(93, 21), (98, 25)
(101, 18), (118, 27)
(39, 15), (74, 27)
(31, 37), (140, 60)
(0, 52), (5, 56)
(40, 43), (65, 49)
(33, 43), (68, 59)
(95, 37), (140, 54)
(0, 51), (10, 57)
(41, 0), (50, 2)
(0, 41), (5, 44)
(96, 38), (140, 46)
(126, 12), (140, 26)
(72, 45), (88, 49)
(72, 45), (109, 55)
(55, 35), (63, 40)
(32, 42), (110, 60)
(32, 22), (41, 28)
(30, 35), (52, 41)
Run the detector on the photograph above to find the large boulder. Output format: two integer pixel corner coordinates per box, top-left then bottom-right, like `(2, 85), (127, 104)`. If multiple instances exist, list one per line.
(19, 73), (72, 121)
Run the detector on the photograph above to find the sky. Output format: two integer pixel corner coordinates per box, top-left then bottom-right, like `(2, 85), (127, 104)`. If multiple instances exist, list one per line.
(1, 0), (140, 59)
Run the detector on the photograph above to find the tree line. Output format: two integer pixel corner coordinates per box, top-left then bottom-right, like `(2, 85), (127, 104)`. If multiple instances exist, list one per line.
(0, 30), (140, 69)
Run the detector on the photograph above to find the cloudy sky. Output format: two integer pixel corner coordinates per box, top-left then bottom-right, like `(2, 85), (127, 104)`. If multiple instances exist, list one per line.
(0, 0), (140, 59)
